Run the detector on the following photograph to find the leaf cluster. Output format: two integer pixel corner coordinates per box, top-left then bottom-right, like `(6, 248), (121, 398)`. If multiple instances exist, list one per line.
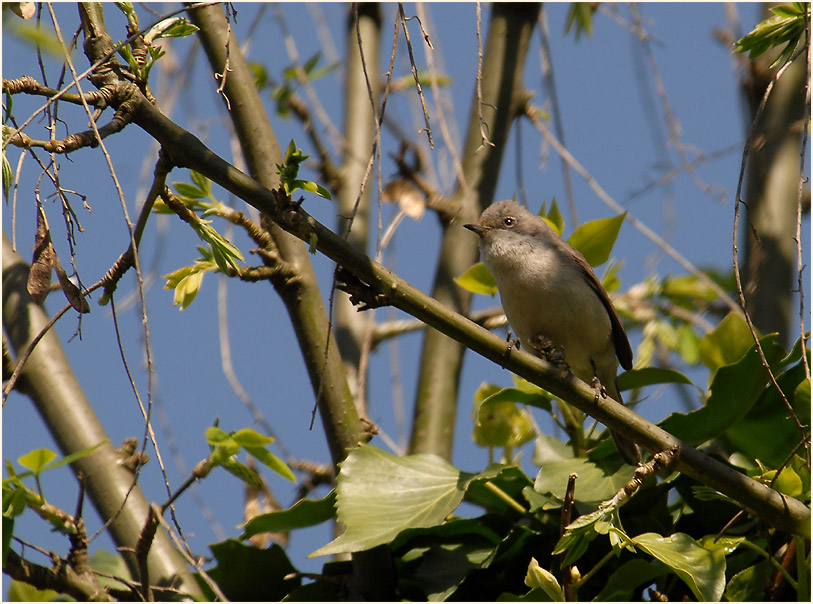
(155, 170), (245, 309)
(3, 444), (104, 563)
(114, 4), (198, 83)
(203, 425), (295, 487)
(276, 140), (332, 200)
(734, 2), (809, 68)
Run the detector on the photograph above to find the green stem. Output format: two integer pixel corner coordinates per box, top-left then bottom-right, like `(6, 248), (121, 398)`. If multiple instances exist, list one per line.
(739, 538), (798, 591)
(794, 535), (808, 601)
(572, 548), (615, 591)
(484, 481), (527, 514)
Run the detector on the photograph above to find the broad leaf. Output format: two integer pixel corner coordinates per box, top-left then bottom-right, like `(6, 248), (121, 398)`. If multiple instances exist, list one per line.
(698, 312), (754, 373)
(534, 458), (635, 505)
(455, 262), (498, 296)
(658, 333), (786, 446)
(593, 558), (670, 601)
(204, 540), (299, 601)
(17, 449), (57, 473)
(310, 445), (472, 556)
(617, 367), (695, 391)
(242, 492), (336, 539)
(567, 213), (625, 267)
(634, 532), (725, 602)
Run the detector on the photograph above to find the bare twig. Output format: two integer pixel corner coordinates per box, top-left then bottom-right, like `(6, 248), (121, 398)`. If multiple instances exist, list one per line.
(416, 3), (467, 193)
(272, 4), (344, 154)
(538, 6), (577, 226)
(475, 3), (494, 151)
(524, 104), (743, 315)
(731, 45), (808, 450)
(628, 4), (726, 203)
(794, 10), (811, 385)
(398, 3), (433, 149)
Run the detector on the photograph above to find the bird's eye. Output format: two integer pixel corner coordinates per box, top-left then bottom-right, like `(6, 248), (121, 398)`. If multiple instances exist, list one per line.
(503, 216), (516, 227)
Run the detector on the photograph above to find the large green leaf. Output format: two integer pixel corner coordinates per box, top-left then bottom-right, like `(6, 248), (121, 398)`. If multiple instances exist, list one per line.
(617, 367), (695, 392)
(725, 349), (810, 466)
(593, 558), (670, 601)
(724, 559), (772, 601)
(242, 492), (336, 539)
(310, 445), (472, 557)
(533, 458), (634, 505)
(455, 262), (498, 296)
(204, 540), (300, 601)
(634, 532), (725, 601)
(698, 312), (755, 373)
(658, 333), (786, 446)
(567, 213), (625, 267)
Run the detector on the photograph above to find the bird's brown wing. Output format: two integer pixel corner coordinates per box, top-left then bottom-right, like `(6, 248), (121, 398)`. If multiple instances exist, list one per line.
(573, 253), (633, 370)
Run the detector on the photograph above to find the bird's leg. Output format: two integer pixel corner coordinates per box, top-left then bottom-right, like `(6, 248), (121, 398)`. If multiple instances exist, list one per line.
(590, 359), (608, 403)
(506, 329), (520, 353)
(530, 335), (570, 376)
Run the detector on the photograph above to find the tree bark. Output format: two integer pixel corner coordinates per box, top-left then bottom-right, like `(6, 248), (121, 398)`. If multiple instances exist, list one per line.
(187, 3), (365, 467)
(409, 3), (540, 458)
(335, 3), (381, 413)
(740, 14), (807, 347)
(2, 236), (200, 595)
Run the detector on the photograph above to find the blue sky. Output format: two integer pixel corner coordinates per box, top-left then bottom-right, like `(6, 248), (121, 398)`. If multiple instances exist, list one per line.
(3, 2), (808, 583)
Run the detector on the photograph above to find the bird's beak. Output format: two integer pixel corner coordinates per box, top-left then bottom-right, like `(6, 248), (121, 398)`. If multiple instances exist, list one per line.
(464, 223), (486, 236)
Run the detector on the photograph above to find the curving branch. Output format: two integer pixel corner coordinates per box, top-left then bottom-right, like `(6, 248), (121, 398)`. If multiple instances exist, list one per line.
(78, 79), (809, 535)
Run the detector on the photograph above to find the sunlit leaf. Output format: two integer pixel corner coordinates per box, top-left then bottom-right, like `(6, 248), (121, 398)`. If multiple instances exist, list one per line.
(524, 557), (564, 601)
(310, 445), (472, 557)
(567, 213), (626, 267)
(243, 446), (296, 483)
(455, 262), (498, 296)
(231, 429), (274, 448)
(242, 492), (336, 539)
(634, 532), (726, 602)
(17, 449), (56, 473)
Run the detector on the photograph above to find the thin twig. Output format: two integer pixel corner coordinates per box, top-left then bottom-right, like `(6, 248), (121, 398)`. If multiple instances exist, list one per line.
(538, 6), (577, 226)
(398, 3), (433, 149)
(2, 2), (222, 152)
(416, 3), (467, 193)
(272, 4), (344, 154)
(629, 4), (726, 203)
(794, 9), (811, 386)
(731, 45), (808, 448)
(524, 105), (743, 315)
(475, 3), (493, 151)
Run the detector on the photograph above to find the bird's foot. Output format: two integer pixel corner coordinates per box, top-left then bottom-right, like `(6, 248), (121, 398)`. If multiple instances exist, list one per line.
(504, 330), (521, 358)
(531, 335), (569, 375)
(591, 375), (608, 403)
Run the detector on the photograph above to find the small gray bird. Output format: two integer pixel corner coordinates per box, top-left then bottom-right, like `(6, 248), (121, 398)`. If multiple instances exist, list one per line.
(465, 200), (640, 465)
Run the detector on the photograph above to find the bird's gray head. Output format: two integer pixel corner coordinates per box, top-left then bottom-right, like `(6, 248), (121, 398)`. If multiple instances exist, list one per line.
(464, 200), (556, 244)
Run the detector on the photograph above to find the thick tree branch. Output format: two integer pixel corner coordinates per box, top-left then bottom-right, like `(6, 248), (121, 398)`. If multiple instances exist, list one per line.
(184, 3), (366, 469)
(410, 3), (541, 459)
(2, 237), (200, 594)
(334, 3), (381, 413)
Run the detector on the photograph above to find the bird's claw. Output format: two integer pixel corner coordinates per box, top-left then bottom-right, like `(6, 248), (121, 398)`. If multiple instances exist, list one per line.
(531, 335), (570, 375)
(591, 375), (607, 403)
